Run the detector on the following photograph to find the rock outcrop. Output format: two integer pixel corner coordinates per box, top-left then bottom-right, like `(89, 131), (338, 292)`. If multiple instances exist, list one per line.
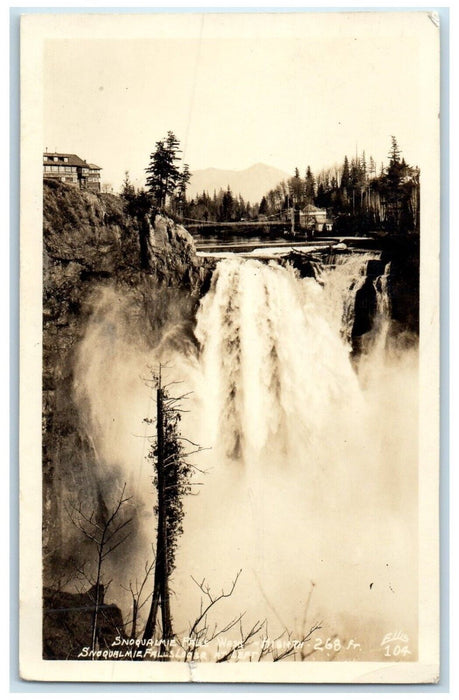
(43, 585), (125, 660)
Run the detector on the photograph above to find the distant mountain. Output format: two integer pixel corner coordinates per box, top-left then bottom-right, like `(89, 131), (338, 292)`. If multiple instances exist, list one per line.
(187, 163), (290, 204)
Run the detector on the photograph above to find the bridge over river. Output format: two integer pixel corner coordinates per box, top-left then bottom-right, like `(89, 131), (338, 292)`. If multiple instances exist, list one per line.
(184, 217), (314, 253)
(182, 219), (379, 255)
(184, 218), (292, 236)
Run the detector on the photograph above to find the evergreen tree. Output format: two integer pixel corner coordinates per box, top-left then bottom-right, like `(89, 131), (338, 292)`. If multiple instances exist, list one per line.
(121, 170), (136, 199)
(388, 135), (402, 166)
(259, 196), (268, 215)
(315, 182), (327, 208)
(220, 186), (235, 220)
(369, 156), (376, 179)
(341, 156), (350, 190)
(145, 131), (182, 208)
(368, 136), (419, 233)
(360, 151), (367, 185)
(175, 163), (191, 214)
(304, 166), (315, 205)
(288, 168), (304, 207)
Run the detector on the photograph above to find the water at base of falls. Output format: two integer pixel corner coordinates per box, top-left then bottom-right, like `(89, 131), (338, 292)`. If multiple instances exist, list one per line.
(172, 256), (418, 659)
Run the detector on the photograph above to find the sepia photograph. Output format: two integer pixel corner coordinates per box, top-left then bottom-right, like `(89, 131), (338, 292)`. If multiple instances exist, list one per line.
(19, 10), (440, 684)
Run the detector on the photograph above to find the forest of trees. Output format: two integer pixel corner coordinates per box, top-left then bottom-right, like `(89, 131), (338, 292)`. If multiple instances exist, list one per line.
(259, 137), (420, 235)
(122, 132), (257, 223)
(120, 134), (420, 237)
(182, 186), (257, 223)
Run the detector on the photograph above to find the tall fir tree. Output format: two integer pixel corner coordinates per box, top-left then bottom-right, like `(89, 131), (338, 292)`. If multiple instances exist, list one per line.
(341, 156), (350, 190)
(304, 166), (315, 205)
(145, 131), (183, 208)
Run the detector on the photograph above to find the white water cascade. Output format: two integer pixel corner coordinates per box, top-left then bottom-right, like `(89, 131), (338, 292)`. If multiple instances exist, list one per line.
(74, 253), (418, 660)
(194, 257), (368, 466)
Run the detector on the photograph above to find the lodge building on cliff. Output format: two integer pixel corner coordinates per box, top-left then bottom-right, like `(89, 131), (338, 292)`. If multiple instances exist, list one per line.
(43, 151), (102, 192)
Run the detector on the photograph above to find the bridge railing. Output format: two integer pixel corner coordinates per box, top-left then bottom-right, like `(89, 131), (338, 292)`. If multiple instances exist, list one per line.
(183, 216), (289, 227)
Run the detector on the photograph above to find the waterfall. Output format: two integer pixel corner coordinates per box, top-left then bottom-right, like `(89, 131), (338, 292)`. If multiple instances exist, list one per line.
(313, 253), (377, 344)
(72, 253), (418, 659)
(171, 255), (417, 656)
(372, 261), (392, 351)
(193, 257), (369, 465)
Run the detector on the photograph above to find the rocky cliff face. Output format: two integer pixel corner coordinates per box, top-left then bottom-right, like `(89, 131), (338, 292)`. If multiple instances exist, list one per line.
(42, 181), (212, 584)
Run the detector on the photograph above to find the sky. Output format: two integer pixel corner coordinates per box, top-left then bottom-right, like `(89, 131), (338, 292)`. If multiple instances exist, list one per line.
(43, 12), (435, 193)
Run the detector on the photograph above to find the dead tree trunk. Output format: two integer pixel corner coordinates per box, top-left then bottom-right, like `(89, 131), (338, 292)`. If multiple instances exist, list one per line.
(143, 367), (173, 658)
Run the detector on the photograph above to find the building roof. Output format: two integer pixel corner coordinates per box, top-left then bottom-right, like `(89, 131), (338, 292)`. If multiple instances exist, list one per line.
(303, 204), (326, 214)
(43, 153), (101, 171)
(43, 153), (88, 167)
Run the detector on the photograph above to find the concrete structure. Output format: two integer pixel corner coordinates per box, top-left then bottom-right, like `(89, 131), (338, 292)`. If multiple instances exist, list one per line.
(43, 152), (102, 192)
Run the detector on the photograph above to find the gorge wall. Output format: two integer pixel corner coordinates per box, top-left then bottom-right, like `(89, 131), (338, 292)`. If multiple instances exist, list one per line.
(42, 180), (211, 583)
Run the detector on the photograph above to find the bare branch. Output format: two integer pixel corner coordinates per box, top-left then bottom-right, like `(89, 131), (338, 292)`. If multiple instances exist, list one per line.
(273, 622), (322, 662)
(104, 517), (133, 545)
(102, 531), (132, 559)
(176, 436), (206, 447)
(162, 380), (186, 389)
(183, 571), (243, 659)
(65, 484), (133, 653)
(206, 612), (245, 644)
(216, 617), (265, 662)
